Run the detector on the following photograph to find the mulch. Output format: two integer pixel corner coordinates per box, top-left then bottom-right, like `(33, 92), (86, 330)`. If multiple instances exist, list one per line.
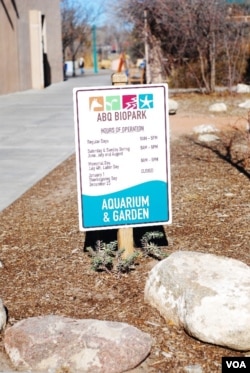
(0, 126), (249, 372)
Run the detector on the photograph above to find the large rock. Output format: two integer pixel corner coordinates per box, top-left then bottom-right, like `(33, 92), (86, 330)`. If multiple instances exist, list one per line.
(0, 299), (7, 332)
(4, 316), (152, 373)
(144, 251), (250, 351)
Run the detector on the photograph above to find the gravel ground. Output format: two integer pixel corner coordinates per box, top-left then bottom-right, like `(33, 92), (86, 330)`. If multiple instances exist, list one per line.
(0, 92), (249, 372)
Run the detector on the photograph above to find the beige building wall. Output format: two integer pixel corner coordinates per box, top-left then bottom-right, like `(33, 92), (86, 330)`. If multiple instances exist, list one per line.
(0, 1), (19, 93)
(0, 0), (63, 95)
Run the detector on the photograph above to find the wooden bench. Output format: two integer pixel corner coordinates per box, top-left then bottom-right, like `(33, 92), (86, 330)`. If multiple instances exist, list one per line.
(111, 72), (128, 86)
(128, 67), (144, 84)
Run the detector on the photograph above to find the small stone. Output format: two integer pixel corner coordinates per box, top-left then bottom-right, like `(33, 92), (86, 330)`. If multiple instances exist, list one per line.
(238, 100), (250, 109)
(209, 103), (227, 112)
(236, 84), (250, 93)
(169, 99), (178, 114)
(198, 134), (220, 142)
(225, 193), (235, 197)
(193, 124), (219, 134)
(184, 364), (203, 373)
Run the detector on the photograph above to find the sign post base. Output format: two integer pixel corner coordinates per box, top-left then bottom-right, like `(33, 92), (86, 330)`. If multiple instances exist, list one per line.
(117, 227), (134, 258)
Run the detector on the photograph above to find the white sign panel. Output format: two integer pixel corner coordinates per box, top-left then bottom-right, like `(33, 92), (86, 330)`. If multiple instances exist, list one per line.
(73, 84), (171, 231)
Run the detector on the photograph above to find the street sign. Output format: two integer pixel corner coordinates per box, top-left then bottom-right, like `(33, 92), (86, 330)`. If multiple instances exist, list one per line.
(73, 84), (171, 231)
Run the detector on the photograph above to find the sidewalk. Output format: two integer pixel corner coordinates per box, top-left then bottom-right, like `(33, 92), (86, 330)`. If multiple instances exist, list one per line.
(0, 69), (112, 212)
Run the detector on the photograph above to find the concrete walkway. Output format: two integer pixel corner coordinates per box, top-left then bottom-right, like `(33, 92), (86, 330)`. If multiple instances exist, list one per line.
(0, 69), (112, 212)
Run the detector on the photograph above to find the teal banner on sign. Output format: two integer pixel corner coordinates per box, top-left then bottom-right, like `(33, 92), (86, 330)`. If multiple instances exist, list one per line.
(82, 181), (169, 228)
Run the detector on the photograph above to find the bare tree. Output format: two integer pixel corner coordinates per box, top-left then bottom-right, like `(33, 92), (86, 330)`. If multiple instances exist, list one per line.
(61, 0), (105, 76)
(117, 0), (250, 91)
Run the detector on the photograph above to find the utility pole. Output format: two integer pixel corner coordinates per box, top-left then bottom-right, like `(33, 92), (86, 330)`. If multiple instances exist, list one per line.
(92, 25), (98, 74)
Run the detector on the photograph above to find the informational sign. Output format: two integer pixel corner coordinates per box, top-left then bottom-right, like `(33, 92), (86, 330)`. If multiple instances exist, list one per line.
(73, 84), (171, 231)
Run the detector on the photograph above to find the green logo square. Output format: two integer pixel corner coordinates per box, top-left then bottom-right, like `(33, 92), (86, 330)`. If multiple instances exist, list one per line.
(106, 96), (121, 111)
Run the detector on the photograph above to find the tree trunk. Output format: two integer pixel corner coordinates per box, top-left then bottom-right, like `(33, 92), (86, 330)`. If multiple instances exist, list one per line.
(198, 46), (210, 92)
(209, 31), (216, 93)
(150, 36), (166, 84)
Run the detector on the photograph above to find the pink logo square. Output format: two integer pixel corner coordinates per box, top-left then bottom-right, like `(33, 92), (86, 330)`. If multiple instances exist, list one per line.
(122, 95), (137, 110)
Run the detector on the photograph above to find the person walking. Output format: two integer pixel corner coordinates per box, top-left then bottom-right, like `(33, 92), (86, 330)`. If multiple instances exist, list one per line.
(79, 57), (85, 75)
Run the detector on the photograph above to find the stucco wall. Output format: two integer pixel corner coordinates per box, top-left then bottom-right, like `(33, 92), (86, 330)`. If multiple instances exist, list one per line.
(0, 1), (19, 94)
(0, 0), (63, 95)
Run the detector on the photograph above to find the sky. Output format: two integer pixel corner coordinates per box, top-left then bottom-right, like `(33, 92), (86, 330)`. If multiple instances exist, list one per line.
(93, 0), (109, 26)
(71, 0), (111, 26)
(66, 0), (127, 27)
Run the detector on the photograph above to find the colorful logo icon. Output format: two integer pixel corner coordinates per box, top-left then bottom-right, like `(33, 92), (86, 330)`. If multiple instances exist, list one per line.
(139, 94), (154, 109)
(89, 97), (104, 111)
(106, 96), (121, 111)
(122, 95), (137, 110)
(89, 93), (154, 112)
